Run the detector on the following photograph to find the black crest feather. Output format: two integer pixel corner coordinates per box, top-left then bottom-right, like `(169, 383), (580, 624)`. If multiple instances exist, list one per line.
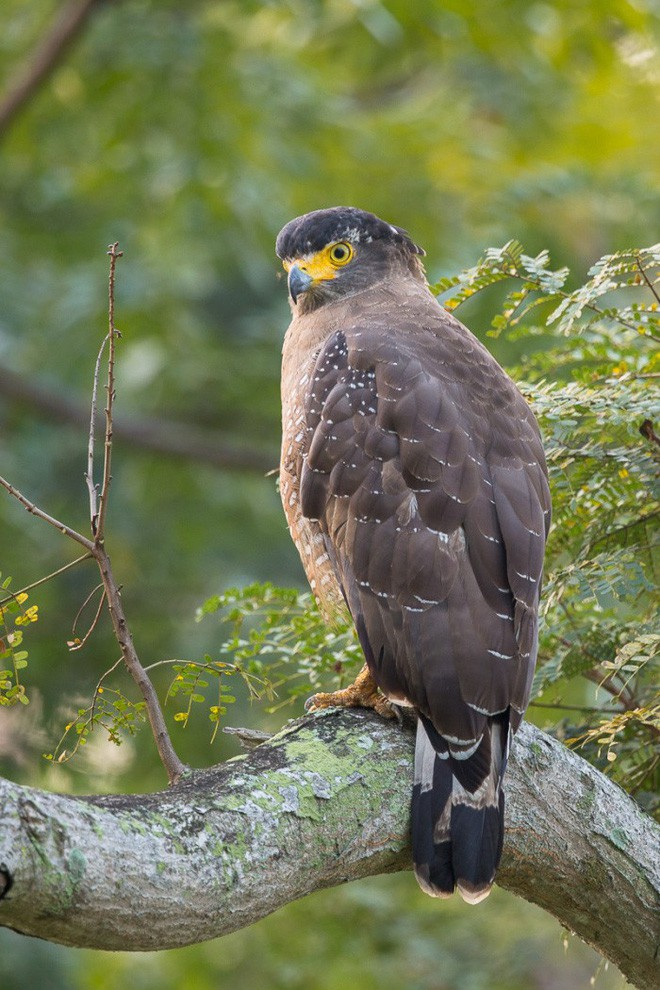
(276, 206), (425, 261)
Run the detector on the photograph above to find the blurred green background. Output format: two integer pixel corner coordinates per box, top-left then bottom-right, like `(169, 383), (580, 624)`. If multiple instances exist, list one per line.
(1, 1), (658, 986)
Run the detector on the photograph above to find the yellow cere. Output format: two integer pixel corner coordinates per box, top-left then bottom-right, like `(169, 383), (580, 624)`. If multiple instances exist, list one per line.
(283, 241), (354, 281)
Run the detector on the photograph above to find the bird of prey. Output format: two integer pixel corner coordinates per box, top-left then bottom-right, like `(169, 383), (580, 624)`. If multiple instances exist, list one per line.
(277, 207), (550, 903)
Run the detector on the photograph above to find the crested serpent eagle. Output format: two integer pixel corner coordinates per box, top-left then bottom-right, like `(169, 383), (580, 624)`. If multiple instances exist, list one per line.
(276, 207), (551, 903)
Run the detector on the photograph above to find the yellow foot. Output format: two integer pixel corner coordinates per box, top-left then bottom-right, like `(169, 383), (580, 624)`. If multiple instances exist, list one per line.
(305, 664), (396, 719)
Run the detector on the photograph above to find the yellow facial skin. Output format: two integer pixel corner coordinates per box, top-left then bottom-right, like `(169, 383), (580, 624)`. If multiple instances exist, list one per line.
(283, 241), (355, 284)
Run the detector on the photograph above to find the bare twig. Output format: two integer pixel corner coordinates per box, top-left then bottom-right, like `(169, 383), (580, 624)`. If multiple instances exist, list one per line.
(95, 243), (122, 540)
(0, 475), (94, 552)
(0, 245), (186, 785)
(0, 364), (275, 474)
(629, 753), (659, 795)
(0, 0), (104, 140)
(69, 583), (106, 651)
(0, 553), (92, 609)
(84, 243), (184, 782)
(85, 337), (108, 531)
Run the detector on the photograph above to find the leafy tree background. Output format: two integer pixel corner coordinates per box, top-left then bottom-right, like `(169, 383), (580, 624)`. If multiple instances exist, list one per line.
(0, 2), (658, 988)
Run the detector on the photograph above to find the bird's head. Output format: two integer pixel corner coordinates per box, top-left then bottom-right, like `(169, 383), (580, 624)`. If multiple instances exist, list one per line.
(276, 206), (426, 314)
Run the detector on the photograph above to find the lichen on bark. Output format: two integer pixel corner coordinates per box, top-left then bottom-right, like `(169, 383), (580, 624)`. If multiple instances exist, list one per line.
(0, 709), (658, 989)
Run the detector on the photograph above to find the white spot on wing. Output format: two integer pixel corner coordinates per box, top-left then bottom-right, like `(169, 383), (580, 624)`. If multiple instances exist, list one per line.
(514, 570), (537, 583)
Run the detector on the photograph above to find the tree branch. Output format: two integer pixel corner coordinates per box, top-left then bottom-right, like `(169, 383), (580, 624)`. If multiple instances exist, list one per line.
(84, 336), (108, 532)
(95, 243), (122, 539)
(0, 553), (92, 609)
(0, 475), (95, 552)
(0, 712), (657, 988)
(0, 469), (186, 783)
(0, 0), (106, 140)
(1, 245), (185, 784)
(92, 542), (186, 784)
(0, 364), (275, 474)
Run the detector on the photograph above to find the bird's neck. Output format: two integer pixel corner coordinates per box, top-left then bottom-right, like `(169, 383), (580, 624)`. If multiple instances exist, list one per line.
(282, 276), (434, 368)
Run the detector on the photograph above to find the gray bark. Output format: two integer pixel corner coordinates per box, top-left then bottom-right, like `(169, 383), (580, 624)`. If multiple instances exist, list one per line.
(0, 710), (658, 988)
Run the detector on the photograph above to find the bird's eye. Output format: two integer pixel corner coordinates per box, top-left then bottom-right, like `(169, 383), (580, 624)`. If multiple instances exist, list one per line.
(328, 242), (354, 266)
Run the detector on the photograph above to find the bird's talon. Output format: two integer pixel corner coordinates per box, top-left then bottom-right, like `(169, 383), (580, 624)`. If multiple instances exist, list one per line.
(304, 669), (396, 720)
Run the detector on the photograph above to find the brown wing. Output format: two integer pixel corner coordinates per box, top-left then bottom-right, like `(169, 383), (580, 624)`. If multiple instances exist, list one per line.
(299, 307), (551, 747)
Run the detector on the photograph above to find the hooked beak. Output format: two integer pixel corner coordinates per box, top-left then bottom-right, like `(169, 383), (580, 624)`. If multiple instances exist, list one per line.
(288, 265), (314, 304)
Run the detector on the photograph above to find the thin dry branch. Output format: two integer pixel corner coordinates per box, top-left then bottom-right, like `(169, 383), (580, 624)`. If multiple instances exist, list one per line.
(0, 245), (186, 785)
(95, 243), (122, 539)
(0, 475), (94, 552)
(0, 553), (91, 609)
(0, 0), (105, 139)
(85, 243), (122, 537)
(69, 583), (106, 651)
(85, 335), (108, 531)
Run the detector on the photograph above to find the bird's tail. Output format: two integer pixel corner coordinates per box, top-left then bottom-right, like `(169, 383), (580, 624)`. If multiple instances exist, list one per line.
(411, 712), (509, 904)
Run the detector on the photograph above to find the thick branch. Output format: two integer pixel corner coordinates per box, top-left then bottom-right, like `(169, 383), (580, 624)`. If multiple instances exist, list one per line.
(0, 712), (657, 987)
(0, 364), (274, 474)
